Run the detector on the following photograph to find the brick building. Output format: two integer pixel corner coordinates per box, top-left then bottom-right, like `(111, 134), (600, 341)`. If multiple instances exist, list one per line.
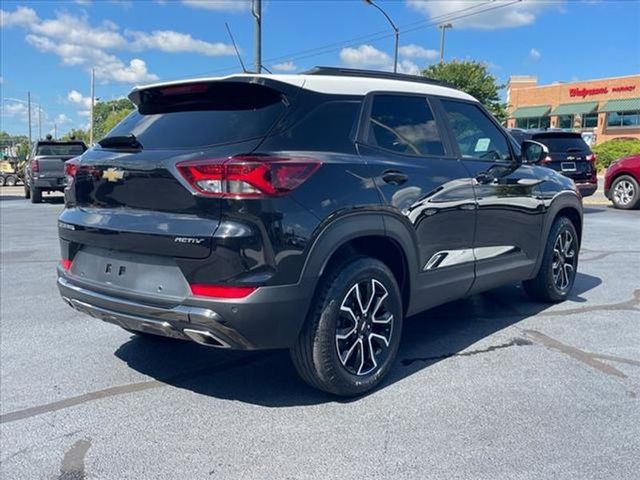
(506, 74), (640, 145)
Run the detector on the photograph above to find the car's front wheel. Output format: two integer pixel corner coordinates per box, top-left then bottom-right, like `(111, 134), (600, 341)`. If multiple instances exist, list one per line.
(524, 216), (579, 303)
(30, 186), (42, 203)
(291, 257), (403, 396)
(611, 175), (640, 210)
(24, 183), (30, 199)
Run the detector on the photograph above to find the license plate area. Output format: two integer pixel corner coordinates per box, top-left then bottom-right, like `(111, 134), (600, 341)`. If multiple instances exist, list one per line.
(561, 162), (577, 172)
(70, 247), (190, 298)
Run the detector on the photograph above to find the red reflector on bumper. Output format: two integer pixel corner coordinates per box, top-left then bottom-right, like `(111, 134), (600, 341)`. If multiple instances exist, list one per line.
(190, 284), (256, 299)
(61, 259), (72, 271)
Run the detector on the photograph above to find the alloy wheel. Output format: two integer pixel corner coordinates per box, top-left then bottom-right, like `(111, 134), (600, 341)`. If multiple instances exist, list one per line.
(552, 229), (576, 292)
(335, 279), (394, 376)
(613, 180), (635, 206)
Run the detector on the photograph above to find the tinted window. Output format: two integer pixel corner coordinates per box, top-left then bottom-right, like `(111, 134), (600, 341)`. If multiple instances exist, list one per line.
(36, 143), (86, 156)
(105, 82), (287, 149)
(276, 101), (360, 152)
(366, 95), (444, 156)
(441, 100), (512, 161)
(533, 135), (590, 153)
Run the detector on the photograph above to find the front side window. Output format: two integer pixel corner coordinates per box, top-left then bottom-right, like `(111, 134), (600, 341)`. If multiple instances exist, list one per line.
(366, 94), (445, 156)
(442, 100), (512, 162)
(607, 110), (640, 128)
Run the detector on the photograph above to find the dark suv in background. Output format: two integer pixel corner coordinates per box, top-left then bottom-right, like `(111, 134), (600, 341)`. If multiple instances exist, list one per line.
(508, 129), (598, 197)
(57, 68), (583, 396)
(24, 136), (87, 203)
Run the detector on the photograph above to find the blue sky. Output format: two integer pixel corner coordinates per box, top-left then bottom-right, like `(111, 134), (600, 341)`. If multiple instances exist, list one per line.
(1, 0), (639, 137)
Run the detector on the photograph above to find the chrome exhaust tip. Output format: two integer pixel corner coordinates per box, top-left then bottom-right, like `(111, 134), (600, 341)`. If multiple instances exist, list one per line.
(182, 328), (230, 349)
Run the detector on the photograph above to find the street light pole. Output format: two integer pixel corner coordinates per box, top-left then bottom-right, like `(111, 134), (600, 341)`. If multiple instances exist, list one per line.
(439, 23), (453, 63)
(252, 0), (262, 73)
(89, 68), (95, 145)
(27, 92), (32, 147)
(364, 0), (399, 73)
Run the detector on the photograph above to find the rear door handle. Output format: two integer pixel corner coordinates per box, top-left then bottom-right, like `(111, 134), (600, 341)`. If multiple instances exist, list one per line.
(382, 170), (408, 186)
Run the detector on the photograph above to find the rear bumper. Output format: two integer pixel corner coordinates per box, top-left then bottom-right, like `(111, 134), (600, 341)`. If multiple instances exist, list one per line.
(575, 182), (597, 197)
(33, 177), (65, 189)
(57, 271), (312, 350)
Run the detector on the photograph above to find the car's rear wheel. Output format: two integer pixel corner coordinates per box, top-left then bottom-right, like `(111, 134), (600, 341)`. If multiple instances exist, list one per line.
(24, 183), (31, 199)
(4, 175), (17, 186)
(611, 175), (640, 210)
(30, 186), (42, 203)
(524, 216), (579, 303)
(0, 176), (6, 187)
(291, 257), (403, 396)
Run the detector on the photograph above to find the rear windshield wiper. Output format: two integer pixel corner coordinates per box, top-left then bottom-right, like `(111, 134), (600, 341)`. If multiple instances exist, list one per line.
(98, 134), (143, 150)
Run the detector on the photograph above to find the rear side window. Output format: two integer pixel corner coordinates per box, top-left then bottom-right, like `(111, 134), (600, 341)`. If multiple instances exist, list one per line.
(533, 135), (590, 153)
(366, 94), (445, 156)
(105, 82), (287, 149)
(441, 100), (512, 162)
(36, 143), (86, 156)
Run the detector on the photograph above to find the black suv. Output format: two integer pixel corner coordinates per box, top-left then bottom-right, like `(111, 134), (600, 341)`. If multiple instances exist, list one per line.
(507, 129), (598, 197)
(24, 136), (87, 203)
(57, 68), (583, 396)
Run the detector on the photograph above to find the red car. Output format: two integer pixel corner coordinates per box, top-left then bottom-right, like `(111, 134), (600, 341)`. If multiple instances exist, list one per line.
(604, 153), (640, 209)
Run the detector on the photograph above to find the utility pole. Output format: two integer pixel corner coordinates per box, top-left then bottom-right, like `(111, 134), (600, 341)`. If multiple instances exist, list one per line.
(38, 105), (42, 140)
(89, 68), (95, 145)
(27, 92), (32, 147)
(252, 0), (262, 73)
(439, 23), (453, 63)
(364, 0), (399, 73)
(54, 124), (57, 139)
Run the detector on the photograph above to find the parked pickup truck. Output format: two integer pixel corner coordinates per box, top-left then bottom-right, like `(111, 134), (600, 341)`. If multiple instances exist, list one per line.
(24, 137), (87, 203)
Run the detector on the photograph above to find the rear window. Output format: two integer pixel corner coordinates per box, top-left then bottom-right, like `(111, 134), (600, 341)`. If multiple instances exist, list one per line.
(534, 135), (590, 153)
(36, 143), (86, 156)
(104, 82), (287, 150)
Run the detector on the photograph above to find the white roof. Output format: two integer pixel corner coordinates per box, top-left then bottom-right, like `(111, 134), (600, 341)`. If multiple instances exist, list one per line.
(132, 73), (477, 102)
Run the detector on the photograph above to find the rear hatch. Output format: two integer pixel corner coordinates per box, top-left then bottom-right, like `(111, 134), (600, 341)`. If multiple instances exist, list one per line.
(533, 133), (596, 183)
(60, 79), (299, 267)
(34, 142), (86, 181)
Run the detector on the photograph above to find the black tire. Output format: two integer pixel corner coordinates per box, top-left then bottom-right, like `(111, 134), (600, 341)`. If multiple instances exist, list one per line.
(291, 257), (403, 396)
(0, 176), (6, 187)
(524, 216), (579, 303)
(5, 175), (17, 186)
(30, 186), (42, 203)
(610, 175), (640, 210)
(24, 183), (31, 199)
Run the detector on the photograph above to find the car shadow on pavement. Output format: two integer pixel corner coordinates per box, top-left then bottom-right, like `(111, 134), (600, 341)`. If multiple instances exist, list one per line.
(114, 272), (602, 407)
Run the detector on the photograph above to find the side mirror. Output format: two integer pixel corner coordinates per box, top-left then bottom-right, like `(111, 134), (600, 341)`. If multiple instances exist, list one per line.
(521, 140), (548, 164)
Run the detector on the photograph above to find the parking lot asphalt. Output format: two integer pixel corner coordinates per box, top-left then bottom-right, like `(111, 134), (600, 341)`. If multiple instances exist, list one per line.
(1, 188), (638, 480)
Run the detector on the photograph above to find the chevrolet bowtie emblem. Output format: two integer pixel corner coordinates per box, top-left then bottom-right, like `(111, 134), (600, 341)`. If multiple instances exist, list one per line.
(102, 168), (125, 182)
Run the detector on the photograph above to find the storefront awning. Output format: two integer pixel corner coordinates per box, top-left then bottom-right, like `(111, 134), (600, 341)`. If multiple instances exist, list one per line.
(551, 101), (598, 116)
(510, 105), (551, 119)
(600, 97), (640, 113)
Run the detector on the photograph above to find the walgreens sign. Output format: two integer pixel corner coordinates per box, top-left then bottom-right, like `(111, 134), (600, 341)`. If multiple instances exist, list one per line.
(570, 85), (637, 98)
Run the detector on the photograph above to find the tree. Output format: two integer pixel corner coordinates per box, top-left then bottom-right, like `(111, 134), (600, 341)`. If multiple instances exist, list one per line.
(92, 98), (134, 140)
(61, 128), (90, 144)
(422, 60), (508, 123)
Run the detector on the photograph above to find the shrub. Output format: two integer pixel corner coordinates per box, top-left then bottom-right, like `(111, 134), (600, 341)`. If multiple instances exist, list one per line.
(593, 138), (640, 171)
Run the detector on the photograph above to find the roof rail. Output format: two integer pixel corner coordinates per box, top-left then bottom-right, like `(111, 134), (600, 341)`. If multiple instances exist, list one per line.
(303, 66), (451, 88)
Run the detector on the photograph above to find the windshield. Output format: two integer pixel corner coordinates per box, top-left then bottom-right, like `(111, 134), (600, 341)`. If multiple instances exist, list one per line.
(36, 143), (86, 156)
(104, 82), (287, 150)
(534, 135), (590, 153)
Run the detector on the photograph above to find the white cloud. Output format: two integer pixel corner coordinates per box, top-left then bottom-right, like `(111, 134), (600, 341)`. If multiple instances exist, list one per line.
(30, 12), (127, 50)
(0, 6), (39, 27)
(272, 61), (297, 72)
(27, 34), (158, 83)
(182, 0), (251, 12)
(2, 102), (28, 117)
(55, 113), (72, 125)
(529, 48), (541, 60)
(406, 0), (558, 30)
(397, 60), (421, 75)
(340, 44), (391, 68)
(398, 44), (439, 60)
(128, 30), (235, 56)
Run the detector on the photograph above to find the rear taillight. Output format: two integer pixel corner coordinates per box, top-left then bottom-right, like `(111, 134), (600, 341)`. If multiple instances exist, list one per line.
(176, 156), (321, 198)
(60, 259), (72, 271)
(64, 158), (80, 184)
(586, 153), (596, 163)
(31, 159), (40, 173)
(190, 284), (256, 299)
